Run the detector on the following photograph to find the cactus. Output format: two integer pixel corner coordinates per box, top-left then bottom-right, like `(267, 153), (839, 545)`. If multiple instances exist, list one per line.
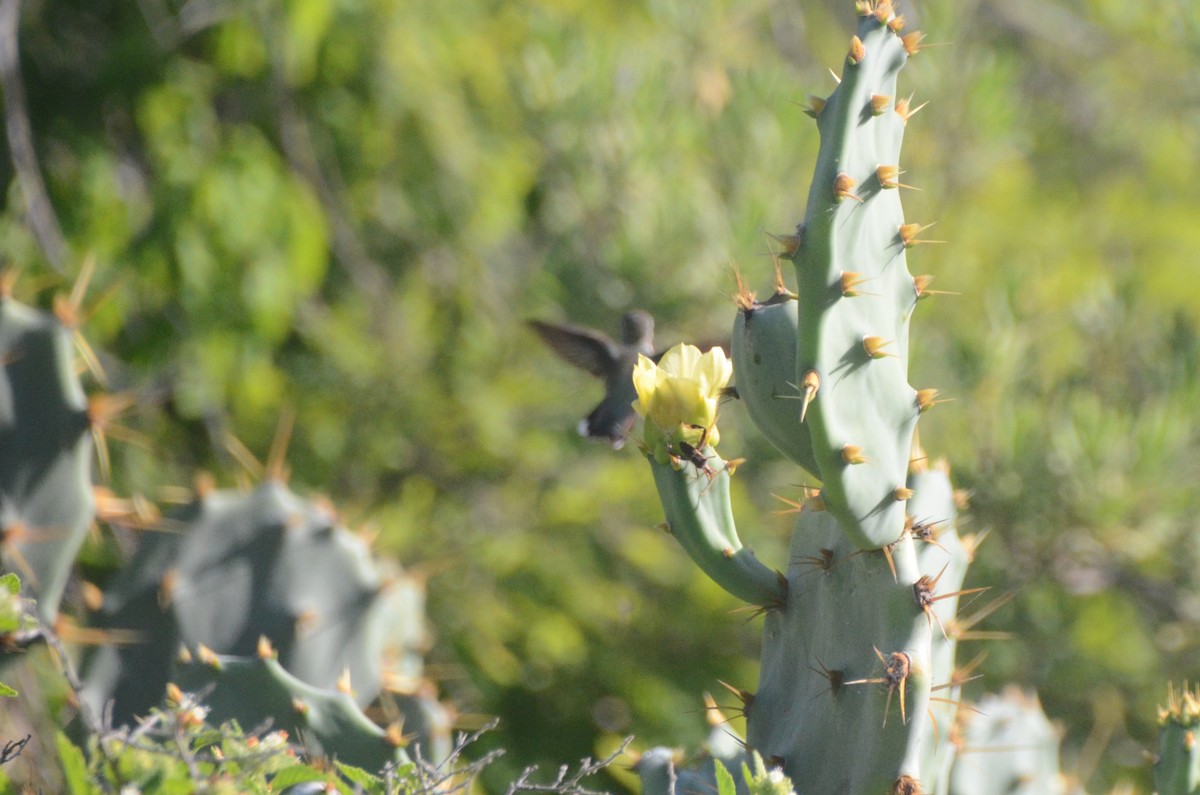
(730, 276), (817, 478)
(172, 643), (410, 772)
(81, 479), (450, 760)
(1155, 684), (1200, 795)
(0, 290), (94, 624)
(945, 687), (1071, 795)
(633, 5), (991, 792)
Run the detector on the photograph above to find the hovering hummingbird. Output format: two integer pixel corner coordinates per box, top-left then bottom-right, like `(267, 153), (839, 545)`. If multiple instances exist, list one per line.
(528, 310), (657, 450)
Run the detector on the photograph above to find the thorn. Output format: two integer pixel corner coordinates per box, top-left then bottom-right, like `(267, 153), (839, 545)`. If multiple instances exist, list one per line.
(257, 635), (276, 660)
(872, 3), (895, 25)
(914, 274), (959, 298)
(848, 35), (866, 65)
(805, 94), (826, 118)
(910, 516), (950, 553)
(959, 526), (989, 561)
(703, 692), (728, 726)
(158, 568), (178, 608)
(223, 432), (265, 480)
(870, 94), (891, 116)
(165, 683), (185, 707)
(862, 336), (895, 359)
(196, 643), (220, 667)
(841, 444), (868, 465)
(888, 15), (906, 32)
(845, 648), (911, 726)
(881, 542), (898, 582)
(902, 31), (925, 55)
(898, 222), (942, 247)
(337, 667), (354, 696)
(81, 581), (104, 612)
(840, 271), (876, 297)
(895, 95), (928, 123)
(951, 650), (989, 687)
(829, 68), (841, 85)
(915, 566), (992, 639)
(771, 493), (805, 515)
(876, 165), (917, 190)
(768, 231), (802, 258)
(799, 370), (819, 422)
(771, 258), (792, 296)
(893, 486), (914, 501)
(834, 172), (863, 202)
(295, 608), (319, 637)
(733, 266), (757, 311)
(386, 721), (411, 748)
(793, 547), (836, 575)
(916, 388), (954, 413)
(717, 679), (755, 710)
(265, 406), (296, 482)
(949, 589), (1017, 638)
(810, 657), (844, 696)
(0, 266), (17, 297)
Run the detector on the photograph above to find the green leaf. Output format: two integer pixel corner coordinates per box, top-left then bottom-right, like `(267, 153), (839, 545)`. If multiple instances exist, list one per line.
(714, 759), (737, 795)
(0, 681), (16, 697)
(56, 732), (96, 795)
(0, 573), (19, 594)
(270, 764), (329, 789)
(336, 761), (382, 789)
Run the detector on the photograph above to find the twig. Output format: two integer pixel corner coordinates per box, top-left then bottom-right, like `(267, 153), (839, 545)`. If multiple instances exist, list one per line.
(399, 720), (505, 795)
(0, 0), (69, 272)
(0, 734), (30, 765)
(504, 737), (633, 795)
(38, 619), (121, 792)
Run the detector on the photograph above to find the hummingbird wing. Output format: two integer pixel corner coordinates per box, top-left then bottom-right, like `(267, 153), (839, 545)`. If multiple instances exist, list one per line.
(527, 319), (620, 378)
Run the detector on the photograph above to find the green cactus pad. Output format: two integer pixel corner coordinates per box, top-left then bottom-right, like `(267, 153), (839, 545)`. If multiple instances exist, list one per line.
(84, 481), (429, 726)
(647, 452), (785, 607)
(1155, 684), (1200, 795)
(947, 687), (1068, 795)
(174, 650), (410, 772)
(748, 507), (932, 791)
(0, 296), (94, 623)
(907, 466), (971, 784)
(789, 9), (920, 551)
(731, 291), (820, 478)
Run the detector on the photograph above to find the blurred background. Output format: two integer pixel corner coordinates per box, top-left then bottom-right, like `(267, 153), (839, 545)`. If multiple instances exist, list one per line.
(3, 0), (1200, 790)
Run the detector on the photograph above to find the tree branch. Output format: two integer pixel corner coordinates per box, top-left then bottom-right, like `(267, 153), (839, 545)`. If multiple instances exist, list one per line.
(0, 0), (69, 272)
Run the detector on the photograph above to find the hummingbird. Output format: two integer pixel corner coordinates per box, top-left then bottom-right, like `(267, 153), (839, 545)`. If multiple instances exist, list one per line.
(528, 310), (657, 450)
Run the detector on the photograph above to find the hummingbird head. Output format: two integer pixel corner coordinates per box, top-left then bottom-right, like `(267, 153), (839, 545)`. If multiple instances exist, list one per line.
(621, 310), (655, 347)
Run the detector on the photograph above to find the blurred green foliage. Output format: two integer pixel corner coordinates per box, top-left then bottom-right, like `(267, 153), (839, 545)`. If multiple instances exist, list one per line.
(3, 0), (1200, 791)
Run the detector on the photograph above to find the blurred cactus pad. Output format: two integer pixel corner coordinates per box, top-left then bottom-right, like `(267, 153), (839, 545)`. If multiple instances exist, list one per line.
(2, 0), (1200, 792)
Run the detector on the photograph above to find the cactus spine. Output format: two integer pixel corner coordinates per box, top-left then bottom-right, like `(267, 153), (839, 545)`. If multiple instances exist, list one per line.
(636, 6), (980, 792)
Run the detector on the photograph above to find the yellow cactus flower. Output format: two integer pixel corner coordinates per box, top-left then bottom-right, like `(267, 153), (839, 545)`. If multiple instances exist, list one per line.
(632, 343), (732, 463)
